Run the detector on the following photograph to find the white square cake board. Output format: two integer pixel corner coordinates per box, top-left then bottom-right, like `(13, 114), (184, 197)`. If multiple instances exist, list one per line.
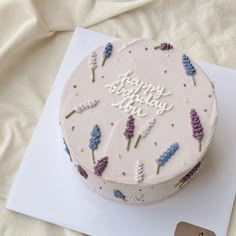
(5, 28), (236, 236)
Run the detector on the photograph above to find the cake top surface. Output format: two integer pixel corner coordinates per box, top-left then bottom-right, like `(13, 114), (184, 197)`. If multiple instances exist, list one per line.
(60, 39), (217, 185)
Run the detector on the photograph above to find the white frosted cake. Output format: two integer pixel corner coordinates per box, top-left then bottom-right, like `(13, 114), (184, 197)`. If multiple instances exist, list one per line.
(59, 39), (218, 204)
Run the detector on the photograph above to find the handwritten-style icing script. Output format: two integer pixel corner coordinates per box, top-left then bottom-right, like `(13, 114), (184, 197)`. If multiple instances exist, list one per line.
(105, 71), (173, 117)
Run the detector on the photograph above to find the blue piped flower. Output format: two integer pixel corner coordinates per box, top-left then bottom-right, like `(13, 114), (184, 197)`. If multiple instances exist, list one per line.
(156, 143), (179, 174)
(102, 42), (113, 66)
(113, 189), (126, 201)
(89, 124), (101, 164)
(63, 138), (72, 161)
(182, 54), (196, 86)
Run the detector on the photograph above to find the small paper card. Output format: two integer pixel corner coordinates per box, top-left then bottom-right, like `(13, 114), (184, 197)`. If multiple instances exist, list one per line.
(174, 222), (216, 236)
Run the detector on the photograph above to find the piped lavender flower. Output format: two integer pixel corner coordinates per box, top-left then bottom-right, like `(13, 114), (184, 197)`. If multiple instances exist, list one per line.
(175, 161), (202, 188)
(94, 156), (108, 176)
(124, 115), (135, 151)
(134, 118), (156, 148)
(154, 42), (173, 50)
(77, 165), (88, 179)
(102, 42), (113, 66)
(155, 143), (179, 174)
(182, 54), (196, 86)
(90, 51), (97, 83)
(89, 124), (101, 164)
(190, 109), (204, 152)
(63, 138), (72, 161)
(113, 189), (126, 202)
(65, 99), (99, 119)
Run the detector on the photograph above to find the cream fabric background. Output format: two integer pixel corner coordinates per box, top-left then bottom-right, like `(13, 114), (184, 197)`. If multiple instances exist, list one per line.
(0, 0), (235, 235)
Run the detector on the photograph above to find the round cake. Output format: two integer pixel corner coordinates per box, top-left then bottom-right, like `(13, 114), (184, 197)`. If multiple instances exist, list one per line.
(60, 39), (218, 204)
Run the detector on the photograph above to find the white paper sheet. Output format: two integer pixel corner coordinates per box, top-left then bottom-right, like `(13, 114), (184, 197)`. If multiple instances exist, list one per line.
(5, 28), (236, 236)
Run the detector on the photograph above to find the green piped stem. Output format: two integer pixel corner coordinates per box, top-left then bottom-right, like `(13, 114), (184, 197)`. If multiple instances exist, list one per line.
(192, 76), (196, 86)
(92, 69), (95, 83)
(65, 110), (76, 119)
(175, 181), (185, 188)
(126, 139), (131, 151)
(154, 45), (161, 50)
(198, 140), (202, 152)
(156, 165), (160, 175)
(174, 182), (181, 188)
(134, 135), (141, 148)
(92, 150), (95, 164)
(101, 57), (106, 66)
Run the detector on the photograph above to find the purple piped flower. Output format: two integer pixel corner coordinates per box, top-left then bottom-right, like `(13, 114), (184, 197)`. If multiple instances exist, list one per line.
(154, 42), (173, 50)
(175, 161), (202, 188)
(160, 42), (173, 50)
(124, 115), (135, 151)
(190, 109), (204, 151)
(77, 165), (88, 179)
(94, 156), (108, 176)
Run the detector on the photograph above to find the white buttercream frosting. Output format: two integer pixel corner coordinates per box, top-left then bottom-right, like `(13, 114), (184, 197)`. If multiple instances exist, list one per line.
(89, 51), (97, 70)
(139, 118), (156, 138)
(135, 160), (144, 183)
(59, 38), (218, 204)
(74, 99), (99, 113)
